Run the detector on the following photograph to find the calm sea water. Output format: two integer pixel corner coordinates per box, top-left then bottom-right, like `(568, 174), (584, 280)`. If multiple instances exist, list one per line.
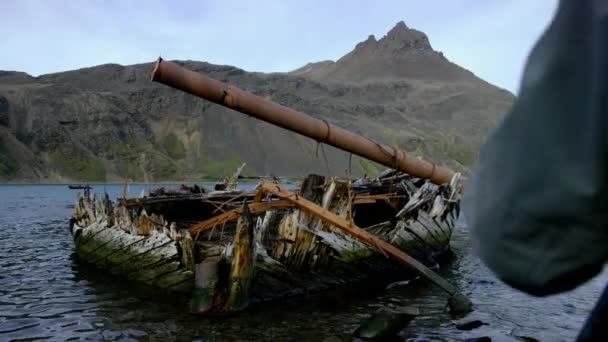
(0, 184), (605, 341)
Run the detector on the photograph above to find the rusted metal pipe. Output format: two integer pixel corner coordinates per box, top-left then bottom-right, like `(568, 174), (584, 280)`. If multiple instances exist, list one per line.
(151, 58), (456, 185)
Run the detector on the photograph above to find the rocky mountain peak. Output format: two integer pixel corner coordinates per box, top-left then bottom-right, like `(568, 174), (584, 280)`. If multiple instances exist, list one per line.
(387, 21), (409, 35)
(346, 21), (434, 61)
(351, 34), (378, 53)
(381, 21), (432, 53)
(290, 21), (473, 82)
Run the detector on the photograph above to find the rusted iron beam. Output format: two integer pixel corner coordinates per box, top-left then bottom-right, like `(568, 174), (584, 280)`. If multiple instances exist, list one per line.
(256, 182), (472, 312)
(151, 58), (455, 185)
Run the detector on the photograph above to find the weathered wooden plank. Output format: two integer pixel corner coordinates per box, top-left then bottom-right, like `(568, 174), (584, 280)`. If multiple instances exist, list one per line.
(104, 232), (169, 267)
(136, 260), (193, 288)
(116, 242), (179, 272)
(74, 222), (192, 291)
(178, 235), (195, 272)
(189, 200), (295, 236)
(137, 260), (183, 282)
(168, 277), (195, 293)
(92, 234), (148, 268)
(256, 182), (472, 313)
(224, 203), (256, 311)
(416, 211), (451, 247)
(74, 223), (111, 257)
(191, 253), (222, 313)
(106, 233), (179, 274)
(78, 221), (109, 240)
(81, 226), (136, 262)
(272, 178), (374, 269)
(390, 219), (439, 257)
(151, 270), (194, 289)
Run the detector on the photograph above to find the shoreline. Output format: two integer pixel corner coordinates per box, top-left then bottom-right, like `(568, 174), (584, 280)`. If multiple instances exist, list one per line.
(0, 178), (300, 186)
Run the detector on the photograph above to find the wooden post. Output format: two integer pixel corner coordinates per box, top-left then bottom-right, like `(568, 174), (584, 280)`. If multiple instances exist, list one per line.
(191, 245), (222, 314)
(224, 202), (256, 311)
(122, 176), (128, 200)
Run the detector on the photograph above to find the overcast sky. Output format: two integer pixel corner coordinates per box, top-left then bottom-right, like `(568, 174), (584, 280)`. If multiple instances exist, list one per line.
(1, 0), (557, 93)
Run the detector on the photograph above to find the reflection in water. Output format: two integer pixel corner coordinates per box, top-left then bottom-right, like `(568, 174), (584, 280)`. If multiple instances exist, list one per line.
(0, 185), (605, 341)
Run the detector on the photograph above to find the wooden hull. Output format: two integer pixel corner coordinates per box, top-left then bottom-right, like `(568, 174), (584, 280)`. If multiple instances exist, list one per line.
(71, 222), (194, 293)
(71, 172), (462, 313)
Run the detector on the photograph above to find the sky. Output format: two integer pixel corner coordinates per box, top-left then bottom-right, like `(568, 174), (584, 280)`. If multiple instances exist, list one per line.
(1, 0), (558, 93)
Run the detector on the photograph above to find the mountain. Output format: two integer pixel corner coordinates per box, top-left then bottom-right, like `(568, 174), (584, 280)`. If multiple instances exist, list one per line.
(0, 22), (514, 183)
(290, 21), (474, 82)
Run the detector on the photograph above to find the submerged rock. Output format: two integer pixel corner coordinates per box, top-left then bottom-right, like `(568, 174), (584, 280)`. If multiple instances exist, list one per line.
(353, 306), (419, 340)
(456, 320), (487, 331)
(448, 292), (474, 314)
(464, 337), (491, 342)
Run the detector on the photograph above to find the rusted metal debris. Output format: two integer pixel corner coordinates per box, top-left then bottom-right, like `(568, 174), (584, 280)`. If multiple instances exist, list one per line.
(150, 58), (456, 185)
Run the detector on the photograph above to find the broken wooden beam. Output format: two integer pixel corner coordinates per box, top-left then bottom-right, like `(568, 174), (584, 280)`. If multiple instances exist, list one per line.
(256, 182), (473, 313)
(189, 199), (295, 237)
(352, 193), (406, 204)
(224, 202), (256, 311)
(191, 244), (223, 314)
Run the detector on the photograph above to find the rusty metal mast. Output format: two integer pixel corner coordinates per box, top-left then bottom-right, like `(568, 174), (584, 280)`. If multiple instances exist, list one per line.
(151, 58), (456, 185)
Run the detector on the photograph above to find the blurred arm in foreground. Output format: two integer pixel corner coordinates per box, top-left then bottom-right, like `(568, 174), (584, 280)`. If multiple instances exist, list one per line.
(464, 0), (608, 296)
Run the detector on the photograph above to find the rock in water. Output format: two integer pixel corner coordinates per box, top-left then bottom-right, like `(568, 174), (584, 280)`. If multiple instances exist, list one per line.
(456, 320), (487, 331)
(353, 307), (419, 340)
(448, 292), (474, 313)
(464, 337), (491, 342)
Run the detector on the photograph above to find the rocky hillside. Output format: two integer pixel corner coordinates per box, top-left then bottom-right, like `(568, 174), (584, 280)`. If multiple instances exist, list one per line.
(0, 22), (514, 183)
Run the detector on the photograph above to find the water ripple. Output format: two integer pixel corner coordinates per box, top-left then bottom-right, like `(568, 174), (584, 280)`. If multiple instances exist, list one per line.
(0, 185), (604, 341)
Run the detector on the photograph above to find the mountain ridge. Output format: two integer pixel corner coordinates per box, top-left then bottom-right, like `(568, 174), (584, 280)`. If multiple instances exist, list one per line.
(0, 22), (514, 183)
(289, 21), (479, 84)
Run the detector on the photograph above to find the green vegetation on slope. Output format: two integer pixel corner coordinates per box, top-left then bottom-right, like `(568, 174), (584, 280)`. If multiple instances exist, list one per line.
(163, 133), (186, 160)
(199, 154), (244, 179)
(51, 149), (106, 182)
(149, 153), (179, 180)
(422, 136), (477, 167)
(355, 156), (383, 176)
(108, 142), (182, 181)
(108, 142), (147, 180)
(0, 141), (18, 177)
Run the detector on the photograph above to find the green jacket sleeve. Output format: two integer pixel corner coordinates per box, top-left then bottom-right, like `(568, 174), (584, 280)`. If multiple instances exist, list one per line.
(463, 0), (608, 296)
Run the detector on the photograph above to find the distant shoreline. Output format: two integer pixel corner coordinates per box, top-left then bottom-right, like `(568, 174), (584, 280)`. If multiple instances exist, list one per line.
(0, 181), (207, 185)
(0, 178), (299, 186)
(0, 182), (236, 186)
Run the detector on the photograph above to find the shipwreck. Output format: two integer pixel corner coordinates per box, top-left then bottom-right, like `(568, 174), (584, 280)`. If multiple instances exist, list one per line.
(69, 59), (469, 314)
